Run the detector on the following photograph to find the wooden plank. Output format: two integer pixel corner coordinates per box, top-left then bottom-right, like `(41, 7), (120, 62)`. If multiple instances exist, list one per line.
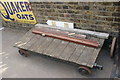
(28, 35), (42, 51)
(99, 38), (105, 46)
(31, 35), (47, 53)
(68, 45), (86, 63)
(76, 46), (95, 66)
(76, 36), (99, 66)
(87, 38), (105, 68)
(59, 43), (77, 60)
(51, 41), (69, 58)
(17, 34), (35, 49)
(20, 34), (39, 50)
(43, 39), (61, 55)
(35, 24), (109, 39)
(31, 36), (47, 52)
(36, 37), (54, 53)
(15, 29), (33, 46)
(85, 37), (100, 67)
(32, 28), (100, 48)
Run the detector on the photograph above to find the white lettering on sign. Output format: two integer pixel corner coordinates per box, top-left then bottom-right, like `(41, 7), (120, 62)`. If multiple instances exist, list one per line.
(0, 0), (36, 24)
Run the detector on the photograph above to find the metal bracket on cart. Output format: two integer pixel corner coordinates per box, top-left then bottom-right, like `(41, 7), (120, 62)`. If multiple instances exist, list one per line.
(93, 63), (103, 70)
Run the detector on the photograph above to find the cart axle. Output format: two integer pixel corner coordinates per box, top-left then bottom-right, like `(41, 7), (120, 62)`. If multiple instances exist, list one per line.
(93, 63), (103, 70)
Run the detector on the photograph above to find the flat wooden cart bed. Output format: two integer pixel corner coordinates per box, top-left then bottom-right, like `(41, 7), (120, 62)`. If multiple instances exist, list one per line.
(15, 24), (109, 75)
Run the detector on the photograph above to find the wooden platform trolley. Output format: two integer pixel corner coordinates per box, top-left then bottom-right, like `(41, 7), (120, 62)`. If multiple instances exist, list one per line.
(14, 24), (109, 75)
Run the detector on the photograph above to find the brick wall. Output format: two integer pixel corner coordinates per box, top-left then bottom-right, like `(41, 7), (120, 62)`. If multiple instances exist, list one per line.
(3, 2), (120, 36)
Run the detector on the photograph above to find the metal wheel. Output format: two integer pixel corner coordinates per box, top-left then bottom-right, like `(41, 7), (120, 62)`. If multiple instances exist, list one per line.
(78, 66), (92, 75)
(18, 49), (28, 57)
(18, 50), (24, 55)
(110, 37), (117, 57)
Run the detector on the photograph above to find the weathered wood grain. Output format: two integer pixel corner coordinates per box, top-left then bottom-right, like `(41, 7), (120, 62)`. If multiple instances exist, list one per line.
(17, 34), (35, 49)
(68, 45), (85, 63)
(51, 41), (69, 58)
(20, 35), (38, 50)
(59, 42), (77, 60)
(15, 29), (33, 46)
(86, 38), (105, 67)
(28, 35), (42, 50)
(36, 37), (54, 53)
(43, 39), (62, 56)
(30, 35), (43, 52)
(77, 46), (95, 66)
(31, 35), (47, 52)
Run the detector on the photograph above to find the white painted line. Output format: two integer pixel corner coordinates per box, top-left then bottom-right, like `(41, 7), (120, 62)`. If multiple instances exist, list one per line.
(0, 27), (4, 31)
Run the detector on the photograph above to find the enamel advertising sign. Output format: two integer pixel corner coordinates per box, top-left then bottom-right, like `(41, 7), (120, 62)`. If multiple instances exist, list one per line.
(0, 0), (37, 24)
